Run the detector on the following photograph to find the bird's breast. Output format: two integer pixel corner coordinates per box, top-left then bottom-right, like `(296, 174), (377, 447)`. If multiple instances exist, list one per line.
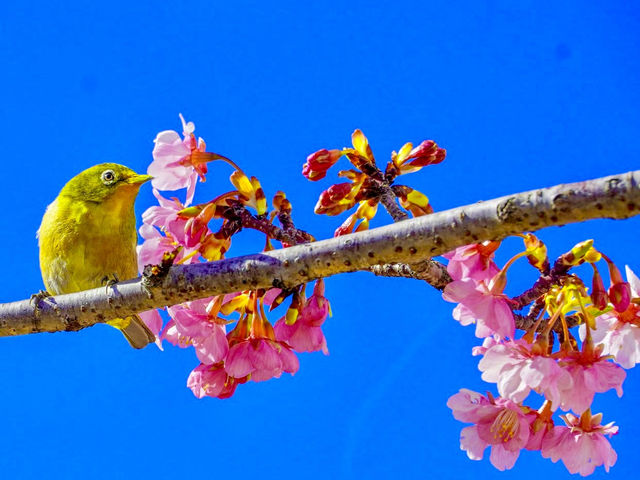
(38, 196), (139, 295)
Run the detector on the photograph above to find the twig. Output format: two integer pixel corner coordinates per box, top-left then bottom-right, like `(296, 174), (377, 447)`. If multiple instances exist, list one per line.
(379, 188), (409, 222)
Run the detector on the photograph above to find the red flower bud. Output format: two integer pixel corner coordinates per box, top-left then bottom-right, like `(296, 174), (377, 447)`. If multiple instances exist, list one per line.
(302, 149), (342, 181)
(398, 140), (446, 174)
(407, 140), (446, 165)
(314, 183), (355, 215)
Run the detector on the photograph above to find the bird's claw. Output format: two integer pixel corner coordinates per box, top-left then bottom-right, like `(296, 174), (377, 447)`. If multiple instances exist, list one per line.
(30, 290), (52, 316)
(102, 274), (120, 295)
(141, 283), (154, 299)
(30, 289), (51, 306)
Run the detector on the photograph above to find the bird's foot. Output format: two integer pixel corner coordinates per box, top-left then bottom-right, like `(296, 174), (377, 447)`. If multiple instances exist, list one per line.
(102, 274), (120, 294)
(30, 289), (51, 306)
(141, 283), (154, 299)
(30, 290), (52, 316)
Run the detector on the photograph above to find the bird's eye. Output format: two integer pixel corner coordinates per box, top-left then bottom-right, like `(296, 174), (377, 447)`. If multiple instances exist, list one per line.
(101, 170), (116, 184)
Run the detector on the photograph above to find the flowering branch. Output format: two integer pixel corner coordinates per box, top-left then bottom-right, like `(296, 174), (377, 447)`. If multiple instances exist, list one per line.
(1, 169), (638, 338)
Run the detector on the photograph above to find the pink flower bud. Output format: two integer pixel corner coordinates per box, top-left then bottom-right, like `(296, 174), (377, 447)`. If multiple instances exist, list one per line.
(302, 280), (330, 327)
(608, 282), (631, 313)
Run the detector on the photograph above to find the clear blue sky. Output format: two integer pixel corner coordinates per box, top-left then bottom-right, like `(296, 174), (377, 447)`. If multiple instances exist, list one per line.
(1, 1), (639, 479)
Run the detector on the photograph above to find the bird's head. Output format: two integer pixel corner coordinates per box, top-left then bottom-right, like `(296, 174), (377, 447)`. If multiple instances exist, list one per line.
(59, 163), (152, 204)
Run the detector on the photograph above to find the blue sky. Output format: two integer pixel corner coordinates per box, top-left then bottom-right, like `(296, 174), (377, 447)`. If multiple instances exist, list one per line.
(1, 1), (639, 479)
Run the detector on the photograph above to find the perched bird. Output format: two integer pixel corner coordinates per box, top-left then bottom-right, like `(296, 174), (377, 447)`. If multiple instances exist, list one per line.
(38, 163), (155, 349)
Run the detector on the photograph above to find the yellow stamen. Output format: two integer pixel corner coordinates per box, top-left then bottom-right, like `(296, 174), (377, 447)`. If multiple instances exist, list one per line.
(177, 249), (201, 265)
(490, 409), (519, 443)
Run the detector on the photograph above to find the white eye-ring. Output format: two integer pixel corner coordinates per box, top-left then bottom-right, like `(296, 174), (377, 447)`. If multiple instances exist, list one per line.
(101, 169), (116, 184)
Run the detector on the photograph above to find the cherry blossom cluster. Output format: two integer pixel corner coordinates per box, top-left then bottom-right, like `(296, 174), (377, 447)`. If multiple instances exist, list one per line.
(442, 237), (639, 475)
(303, 129), (445, 235)
(136, 115), (329, 399)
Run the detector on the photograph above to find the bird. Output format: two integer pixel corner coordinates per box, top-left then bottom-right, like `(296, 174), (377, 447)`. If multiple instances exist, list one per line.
(37, 163), (156, 349)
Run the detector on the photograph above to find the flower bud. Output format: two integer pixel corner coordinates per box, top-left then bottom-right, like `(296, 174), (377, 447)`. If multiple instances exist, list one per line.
(397, 140), (446, 175)
(314, 183), (355, 215)
(272, 191), (292, 214)
(559, 240), (594, 266)
(604, 257), (631, 312)
(608, 282), (631, 313)
(523, 234), (549, 272)
(590, 269), (609, 310)
(406, 140), (446, 165)
(302, 149), (342, 181)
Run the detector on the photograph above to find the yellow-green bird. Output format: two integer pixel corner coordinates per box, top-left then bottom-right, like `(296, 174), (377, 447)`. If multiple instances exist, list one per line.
(38, 163), (155, 349)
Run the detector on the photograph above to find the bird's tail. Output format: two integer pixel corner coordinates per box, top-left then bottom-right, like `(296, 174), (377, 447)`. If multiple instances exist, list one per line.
(107, 314), (156, 349)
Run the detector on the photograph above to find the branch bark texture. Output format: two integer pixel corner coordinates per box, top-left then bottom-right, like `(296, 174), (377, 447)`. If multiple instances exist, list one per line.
(1, 170), (638, 337)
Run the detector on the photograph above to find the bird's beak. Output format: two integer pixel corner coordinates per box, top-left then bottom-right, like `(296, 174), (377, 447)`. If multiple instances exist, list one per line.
(126, 174), (153, 185)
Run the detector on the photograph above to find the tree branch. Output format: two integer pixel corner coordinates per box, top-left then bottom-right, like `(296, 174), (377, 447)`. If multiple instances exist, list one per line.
(1, 170), (638, 337)
(369, 259), (452, 290)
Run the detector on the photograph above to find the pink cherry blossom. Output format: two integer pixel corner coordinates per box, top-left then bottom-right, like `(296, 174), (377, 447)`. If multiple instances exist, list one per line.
(136, 223), (200, 273)
(447, 389), (533, 471)
(167, 298), (229, 365)
(139, 187), (211, 254)
(225, 338), (299, 381)
(142, 189), (192, 244)
(451, 303), (495, 338)
(187, 363), (240, 399)
(138, 309), (164, 349)
(471, 336), (498, 356)
(148, 114), (202, 194)
(590, 314), (640, 369)
(443, 242), (500, 283)
(137, 224), (175, 272)
(225, 316), (299, 382)
(301, 279), (331, 326)
(541, 411), (618, 476)
(478, 340), (573, 408)
(162, 319), (190, 347)
(525, 403), (555, 451)
(274, 318), (329, 354)
(556, 348), (625, 413)
(274, 280), (330, 354)
(582, 266), (640, 368)
(443, 277), (515, 339)
(262, 288), (283, 307)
